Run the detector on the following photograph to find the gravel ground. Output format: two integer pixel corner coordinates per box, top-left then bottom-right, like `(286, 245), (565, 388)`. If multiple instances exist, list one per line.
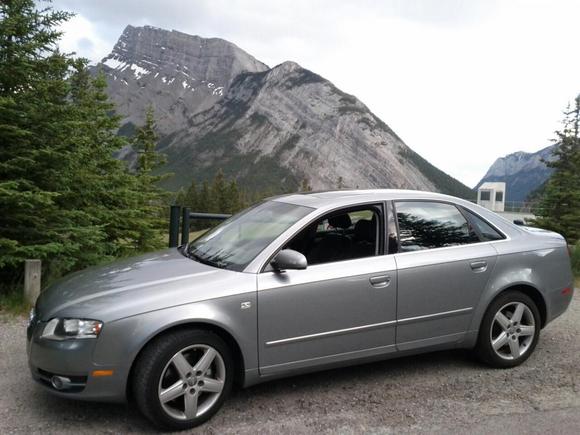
(1, 291), (579, 434)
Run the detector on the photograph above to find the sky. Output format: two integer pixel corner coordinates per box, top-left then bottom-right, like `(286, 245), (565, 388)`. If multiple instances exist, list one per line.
(52, 0), (580, 187)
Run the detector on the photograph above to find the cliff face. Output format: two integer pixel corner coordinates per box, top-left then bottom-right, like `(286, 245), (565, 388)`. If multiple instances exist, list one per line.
(96, 25), (473, 198)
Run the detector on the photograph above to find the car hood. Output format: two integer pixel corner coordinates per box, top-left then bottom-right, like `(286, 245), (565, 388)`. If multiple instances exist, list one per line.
(35, 248), (243, 322)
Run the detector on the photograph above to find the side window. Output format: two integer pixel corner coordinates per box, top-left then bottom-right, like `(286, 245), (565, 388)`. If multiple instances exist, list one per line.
(284, 206), (382, 265)
(463, 209), (505, 241)
(395, 201), (479, 252)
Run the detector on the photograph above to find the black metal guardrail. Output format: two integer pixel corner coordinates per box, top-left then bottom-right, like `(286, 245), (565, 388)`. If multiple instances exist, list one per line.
(168, 205), (232, 247)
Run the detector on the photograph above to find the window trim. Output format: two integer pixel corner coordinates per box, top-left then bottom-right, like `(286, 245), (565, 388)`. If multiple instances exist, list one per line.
(259, 202), (386, 273)
(388, 200), (401, 254)
(459, 206), (507, 241)
(392, 199), (504, 253)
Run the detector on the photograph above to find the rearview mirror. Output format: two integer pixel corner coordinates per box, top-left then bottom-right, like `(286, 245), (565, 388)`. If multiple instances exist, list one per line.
(271, 249), (307, 271)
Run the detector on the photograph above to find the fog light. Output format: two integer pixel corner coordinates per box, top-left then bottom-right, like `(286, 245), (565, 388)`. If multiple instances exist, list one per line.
(51, 375), (72, 390)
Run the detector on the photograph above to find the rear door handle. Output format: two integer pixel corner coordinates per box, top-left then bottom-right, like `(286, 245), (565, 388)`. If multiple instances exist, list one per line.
(369, 275), (391, 288)
(470, 261), (487, 272)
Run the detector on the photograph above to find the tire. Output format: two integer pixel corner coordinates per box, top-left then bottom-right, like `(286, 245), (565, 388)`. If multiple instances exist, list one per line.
(475, 290), (541, 368)
(132, 329), (234, 431)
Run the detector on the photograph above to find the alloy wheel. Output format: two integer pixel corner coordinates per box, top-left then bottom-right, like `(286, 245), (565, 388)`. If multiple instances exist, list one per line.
(157, 344), (226, 420)
(489, 301), (536, 360)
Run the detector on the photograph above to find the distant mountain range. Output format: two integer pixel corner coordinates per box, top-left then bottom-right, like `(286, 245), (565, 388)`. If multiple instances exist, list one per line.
(95, 25), (473, 198)
(475, 144), (556, 202)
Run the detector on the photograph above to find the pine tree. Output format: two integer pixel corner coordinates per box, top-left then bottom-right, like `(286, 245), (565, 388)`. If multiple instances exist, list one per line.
(225, 180), (242, 214)
(0, 1), (100, 281)
(131, 106), (168, 251)
(533, 96), (580, 243)
(0, 1), (172, 286)
(197, 180), (215, 213)
(300, 178), (312, 192)
(178, 180), (199, 211)
(211, 169), (228, 213)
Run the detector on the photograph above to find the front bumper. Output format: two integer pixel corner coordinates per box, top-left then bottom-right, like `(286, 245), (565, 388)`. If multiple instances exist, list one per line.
(27, 319), (128, 403)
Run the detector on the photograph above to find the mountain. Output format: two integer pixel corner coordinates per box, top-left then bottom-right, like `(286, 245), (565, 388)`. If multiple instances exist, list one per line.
(474, 145), (556, 202)
(96, 25), (474, 198)
(97, 25), (268, 137)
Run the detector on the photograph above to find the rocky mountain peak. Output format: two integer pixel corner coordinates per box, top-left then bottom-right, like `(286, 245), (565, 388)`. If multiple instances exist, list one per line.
(96, 25), (268, 135)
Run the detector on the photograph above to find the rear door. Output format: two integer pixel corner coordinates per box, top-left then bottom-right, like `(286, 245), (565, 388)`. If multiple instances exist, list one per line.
(393, 201), (498, 350)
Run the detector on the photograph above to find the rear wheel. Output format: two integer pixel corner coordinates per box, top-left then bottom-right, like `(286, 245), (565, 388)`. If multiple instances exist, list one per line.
(132, 329), (234, 430)
(476, 291), (541, 368)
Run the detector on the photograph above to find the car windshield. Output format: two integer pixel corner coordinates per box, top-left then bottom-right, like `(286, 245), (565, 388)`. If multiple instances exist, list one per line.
(185, 201), (313, 271)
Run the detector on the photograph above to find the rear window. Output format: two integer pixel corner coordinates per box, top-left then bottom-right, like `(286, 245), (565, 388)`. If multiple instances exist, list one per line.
(395, 201), (479, 252)
(464, 209), (505, 241)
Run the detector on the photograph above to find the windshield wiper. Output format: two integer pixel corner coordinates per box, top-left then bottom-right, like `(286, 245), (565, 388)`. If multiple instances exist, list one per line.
(186, 248), (226, 269)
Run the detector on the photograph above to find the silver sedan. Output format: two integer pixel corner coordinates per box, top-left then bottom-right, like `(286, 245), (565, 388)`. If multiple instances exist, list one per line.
(27, 190), (574, 430)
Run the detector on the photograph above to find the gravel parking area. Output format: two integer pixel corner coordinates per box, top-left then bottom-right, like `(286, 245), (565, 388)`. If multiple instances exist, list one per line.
(1, 291), (579, 434)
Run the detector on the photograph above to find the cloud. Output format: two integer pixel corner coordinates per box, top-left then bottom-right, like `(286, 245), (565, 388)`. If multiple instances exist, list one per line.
(52, 0), (580, 186)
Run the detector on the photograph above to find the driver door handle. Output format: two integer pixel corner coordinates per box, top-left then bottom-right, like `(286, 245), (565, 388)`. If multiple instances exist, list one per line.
(470, 261), (487, 272)
(369, 275), (391, 288)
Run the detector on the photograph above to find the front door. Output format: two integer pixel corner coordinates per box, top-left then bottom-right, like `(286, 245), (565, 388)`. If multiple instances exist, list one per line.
(257, 205), (398, 376)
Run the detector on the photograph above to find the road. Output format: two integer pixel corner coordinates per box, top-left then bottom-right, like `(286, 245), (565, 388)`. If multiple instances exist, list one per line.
(1, 291), (578, 434)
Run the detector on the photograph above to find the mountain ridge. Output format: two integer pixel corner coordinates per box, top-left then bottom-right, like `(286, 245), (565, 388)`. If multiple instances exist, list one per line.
(475, 144), (556, 202)
(95, 25), (474, 198)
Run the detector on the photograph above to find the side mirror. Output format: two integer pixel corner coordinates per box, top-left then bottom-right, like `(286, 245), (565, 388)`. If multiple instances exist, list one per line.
(513, 219), (525, 226)
(271, 249), (307, 272)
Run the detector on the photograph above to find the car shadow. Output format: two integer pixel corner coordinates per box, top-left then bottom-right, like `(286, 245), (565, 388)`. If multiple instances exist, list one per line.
(233, 348), (479, 397)
(30, 349), (480, 432)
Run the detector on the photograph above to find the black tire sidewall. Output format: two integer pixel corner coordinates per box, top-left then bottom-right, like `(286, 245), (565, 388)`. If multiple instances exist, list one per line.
(133, 329), (234, 431)
(477, 290), (541, 368)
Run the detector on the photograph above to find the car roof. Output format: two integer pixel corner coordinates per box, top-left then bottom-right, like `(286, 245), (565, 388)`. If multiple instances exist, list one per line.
(271, 189), (471, 209)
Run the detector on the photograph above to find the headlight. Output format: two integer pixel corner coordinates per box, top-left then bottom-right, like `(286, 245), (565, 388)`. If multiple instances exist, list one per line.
(41, 318), (103, 340)
(28, 307), (36, 326)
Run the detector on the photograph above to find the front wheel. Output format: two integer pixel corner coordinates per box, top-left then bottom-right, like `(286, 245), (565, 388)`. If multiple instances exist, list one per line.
(475, 290), (541, 368)
(132, 329), (234, 430)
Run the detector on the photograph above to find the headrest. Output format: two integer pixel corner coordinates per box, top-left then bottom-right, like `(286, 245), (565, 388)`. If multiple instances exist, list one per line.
(328, 213), (352, 229)
(354, 219), (375, 242)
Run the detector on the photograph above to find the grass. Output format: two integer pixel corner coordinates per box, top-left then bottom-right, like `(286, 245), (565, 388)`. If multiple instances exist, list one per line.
(0, 288), (30, 316)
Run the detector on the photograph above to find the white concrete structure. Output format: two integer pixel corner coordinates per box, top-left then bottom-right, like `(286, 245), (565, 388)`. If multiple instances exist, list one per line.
(477, 182), (506, 212)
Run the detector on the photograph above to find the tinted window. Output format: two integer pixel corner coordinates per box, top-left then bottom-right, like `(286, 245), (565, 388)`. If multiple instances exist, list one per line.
(480, 191), (491, 201)
(395, 202), (479, 252)
(285, 206), (382, 265)
(495, 192), (503, 202)
(464, 209), (505, 241)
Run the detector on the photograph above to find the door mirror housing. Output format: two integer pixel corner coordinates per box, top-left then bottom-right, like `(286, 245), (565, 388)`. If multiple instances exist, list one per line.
(271, 249), (307, 271)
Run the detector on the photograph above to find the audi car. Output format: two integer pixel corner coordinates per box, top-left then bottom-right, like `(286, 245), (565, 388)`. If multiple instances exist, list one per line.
(27, 190), (574, 430)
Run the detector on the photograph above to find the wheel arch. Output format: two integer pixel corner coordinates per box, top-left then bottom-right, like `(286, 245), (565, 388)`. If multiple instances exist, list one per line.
(126, 321), (246, 401)
(487, 283), (547, 328)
